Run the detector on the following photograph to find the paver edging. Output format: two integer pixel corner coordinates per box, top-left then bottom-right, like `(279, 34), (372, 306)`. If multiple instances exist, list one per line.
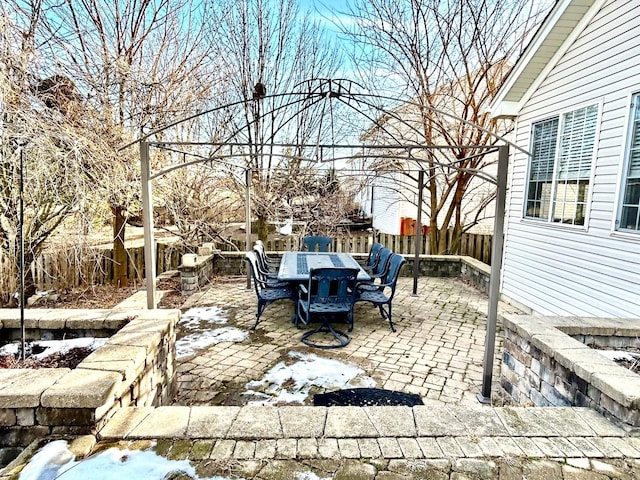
(0, 309), (179, 452)
(501, 314), (640, 428)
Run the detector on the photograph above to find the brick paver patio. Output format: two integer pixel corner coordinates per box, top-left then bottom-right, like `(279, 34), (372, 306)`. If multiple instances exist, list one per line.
(174, 276), (519, 406)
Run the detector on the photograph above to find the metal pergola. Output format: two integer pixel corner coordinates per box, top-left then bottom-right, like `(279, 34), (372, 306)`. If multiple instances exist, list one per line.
(125, 78), (528, 403)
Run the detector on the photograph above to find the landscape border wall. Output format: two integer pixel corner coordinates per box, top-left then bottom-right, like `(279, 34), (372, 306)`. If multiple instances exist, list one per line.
(500, 314), (640, 428)
(0, 309), (179, 458)
(179, 252), (491, 296)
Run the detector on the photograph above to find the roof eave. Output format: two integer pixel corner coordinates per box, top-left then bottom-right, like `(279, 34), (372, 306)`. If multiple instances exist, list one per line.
(489, 0), (603, 119)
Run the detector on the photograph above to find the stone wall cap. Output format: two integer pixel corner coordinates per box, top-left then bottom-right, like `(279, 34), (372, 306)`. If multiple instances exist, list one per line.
(41, 369), (121, 408)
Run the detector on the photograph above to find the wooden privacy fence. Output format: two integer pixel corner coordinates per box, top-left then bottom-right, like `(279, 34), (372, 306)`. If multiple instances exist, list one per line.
(29, 241), (183, 292)
(220, 231), (493, 264)
(17, 230), (491, 292)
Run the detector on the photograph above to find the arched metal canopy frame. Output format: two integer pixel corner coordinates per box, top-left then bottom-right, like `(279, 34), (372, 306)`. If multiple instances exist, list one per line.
(125, 78), (529, 404)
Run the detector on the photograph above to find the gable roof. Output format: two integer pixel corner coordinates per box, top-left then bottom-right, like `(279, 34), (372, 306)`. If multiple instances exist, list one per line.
(489, 0), (606, 119)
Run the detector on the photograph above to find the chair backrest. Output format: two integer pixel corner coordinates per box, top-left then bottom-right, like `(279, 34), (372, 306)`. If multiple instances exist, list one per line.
(365, 242), (384, 269)
(301, 236), (333, 252)
(253, 244), (269, 271)
(307, 267), (358, 305)
(244, 251), (265, 294)
(382, 254), (406, 298)
(372, 247), (393, 276)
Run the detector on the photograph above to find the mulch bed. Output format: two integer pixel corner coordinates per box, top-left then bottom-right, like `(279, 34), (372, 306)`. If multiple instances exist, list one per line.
(0, 346), (92, 369)
(1, 277), (185, 369)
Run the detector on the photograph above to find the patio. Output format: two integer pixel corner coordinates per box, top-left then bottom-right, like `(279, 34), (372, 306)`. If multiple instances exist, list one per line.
(172, 275), (519, 407)
(7, 275), (640, 479)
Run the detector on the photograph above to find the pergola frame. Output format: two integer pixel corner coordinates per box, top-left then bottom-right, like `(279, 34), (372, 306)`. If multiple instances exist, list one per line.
(130, 78), (526, 403)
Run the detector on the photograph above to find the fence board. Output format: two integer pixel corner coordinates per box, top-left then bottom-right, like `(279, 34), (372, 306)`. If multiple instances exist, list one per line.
(2, 230), (492, 294)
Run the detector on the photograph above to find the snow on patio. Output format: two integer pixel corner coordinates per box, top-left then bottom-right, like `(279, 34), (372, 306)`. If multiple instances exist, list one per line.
(17, 439), (332, 480)
(175, 306), (249, 360)
(243, 351), (376, 405)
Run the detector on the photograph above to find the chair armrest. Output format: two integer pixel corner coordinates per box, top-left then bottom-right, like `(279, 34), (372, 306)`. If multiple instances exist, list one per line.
(298, 284), (309, 300)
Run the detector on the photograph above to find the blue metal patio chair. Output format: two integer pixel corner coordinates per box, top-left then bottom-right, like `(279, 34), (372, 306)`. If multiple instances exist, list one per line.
(244, 252), (294, 329)
(253, 244), (279, 279)
(358, 247), (392, 289)
(356, 253), (406, 332)
(301, 235), (333, 252)
(297, 267), (359, 348)
(362, 242), (384, 272)
(254, 240), (280, 269)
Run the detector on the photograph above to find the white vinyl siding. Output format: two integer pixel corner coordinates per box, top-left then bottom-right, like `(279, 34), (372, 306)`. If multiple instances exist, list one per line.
(525, 104), (598, 226)
(370, 173), (407, 235)
(617, 93), (640, 231)
(501, 0), (640, 317)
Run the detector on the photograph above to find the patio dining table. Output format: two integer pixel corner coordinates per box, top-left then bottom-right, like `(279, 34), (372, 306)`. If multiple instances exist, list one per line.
(277, 251), (371, 283)
(277, 252), (371, 348)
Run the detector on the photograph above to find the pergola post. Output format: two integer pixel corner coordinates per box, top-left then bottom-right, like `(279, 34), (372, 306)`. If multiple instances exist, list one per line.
(412, 169), (424, 295)
(245, 167), (252, 289)
(478, 144), (509, 403)
(141, 140), (157, 309)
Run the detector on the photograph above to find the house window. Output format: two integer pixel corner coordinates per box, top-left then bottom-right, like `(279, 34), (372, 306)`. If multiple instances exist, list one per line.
(525, 104), (599, 226)
(618, 94), (640, 232)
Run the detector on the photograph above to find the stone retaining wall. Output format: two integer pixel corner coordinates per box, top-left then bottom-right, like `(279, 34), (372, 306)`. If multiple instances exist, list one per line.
(178, 254), (216, 295)
(500, 314), (640, 428)
(0, 308), (179, 455)
(179, 252), (491, 295)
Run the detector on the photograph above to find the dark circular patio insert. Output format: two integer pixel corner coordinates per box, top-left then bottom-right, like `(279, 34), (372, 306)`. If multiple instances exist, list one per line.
(313, 388), (424, 407)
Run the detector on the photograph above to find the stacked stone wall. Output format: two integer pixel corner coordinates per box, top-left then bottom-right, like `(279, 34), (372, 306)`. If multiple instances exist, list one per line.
(500, 314), (640, 428)
(0, 309), (178, 456)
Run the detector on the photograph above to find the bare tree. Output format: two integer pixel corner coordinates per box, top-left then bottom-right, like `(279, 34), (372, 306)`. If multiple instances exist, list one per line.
(343, 0), (549, 253)
(208, 0), (346, 240)
(8, 0), (227, 287)
(0, 8), (118, 300)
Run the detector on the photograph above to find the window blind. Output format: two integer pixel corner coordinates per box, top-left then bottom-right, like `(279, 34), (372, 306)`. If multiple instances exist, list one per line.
(556, 105), (598, 181)
(529, 118), (558, 182)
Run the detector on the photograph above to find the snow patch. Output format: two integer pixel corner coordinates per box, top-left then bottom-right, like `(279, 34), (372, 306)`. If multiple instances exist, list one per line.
(18, 440), (237, 480)
(0, 337), (107, 359)
(176, 327), (249, 359)
(295, 472), (333, 480)
(180, 306), (227, 328)
(244, 351), (376, 405)
(175, 306), (248, 359)
(597, 350), (640, 363)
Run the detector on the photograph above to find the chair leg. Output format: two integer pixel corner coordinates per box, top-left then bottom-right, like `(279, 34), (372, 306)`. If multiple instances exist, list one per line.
(386, 303), (396, 332)
(301, 321), (350, 349)
(253, 300), (266, 330)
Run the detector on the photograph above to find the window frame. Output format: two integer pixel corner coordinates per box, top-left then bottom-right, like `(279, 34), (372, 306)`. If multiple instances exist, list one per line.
(523, 102), (601, 228)
(614, 91), (640, 235)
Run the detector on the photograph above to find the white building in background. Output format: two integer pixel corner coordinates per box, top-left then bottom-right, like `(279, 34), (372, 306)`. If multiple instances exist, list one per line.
(489, 0), (640, 317)
(356, 66), (509, 236)
(358, 172), (421, 236)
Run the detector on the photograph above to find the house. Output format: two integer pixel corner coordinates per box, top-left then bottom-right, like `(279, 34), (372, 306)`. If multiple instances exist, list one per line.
(357, 64), (512, 236)
(489, 0), (640, 317)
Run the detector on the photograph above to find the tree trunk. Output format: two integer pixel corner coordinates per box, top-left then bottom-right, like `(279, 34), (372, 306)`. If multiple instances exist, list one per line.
(256, 213), (269, 242)
(112, 205), (129, 288)
(23, 251), (37, 299)
(449, 223), (463, 255)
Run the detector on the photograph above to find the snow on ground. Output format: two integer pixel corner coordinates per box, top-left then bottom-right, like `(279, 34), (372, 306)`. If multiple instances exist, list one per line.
(597, 349), (640, 363)
(244, 351), (376, 405)
(0, 337), (107, 359)
(295, 473), (332, 480)
(19, 440), (334, 480)
(18, 440), (232, 480)
(175, 306), (248, 359)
